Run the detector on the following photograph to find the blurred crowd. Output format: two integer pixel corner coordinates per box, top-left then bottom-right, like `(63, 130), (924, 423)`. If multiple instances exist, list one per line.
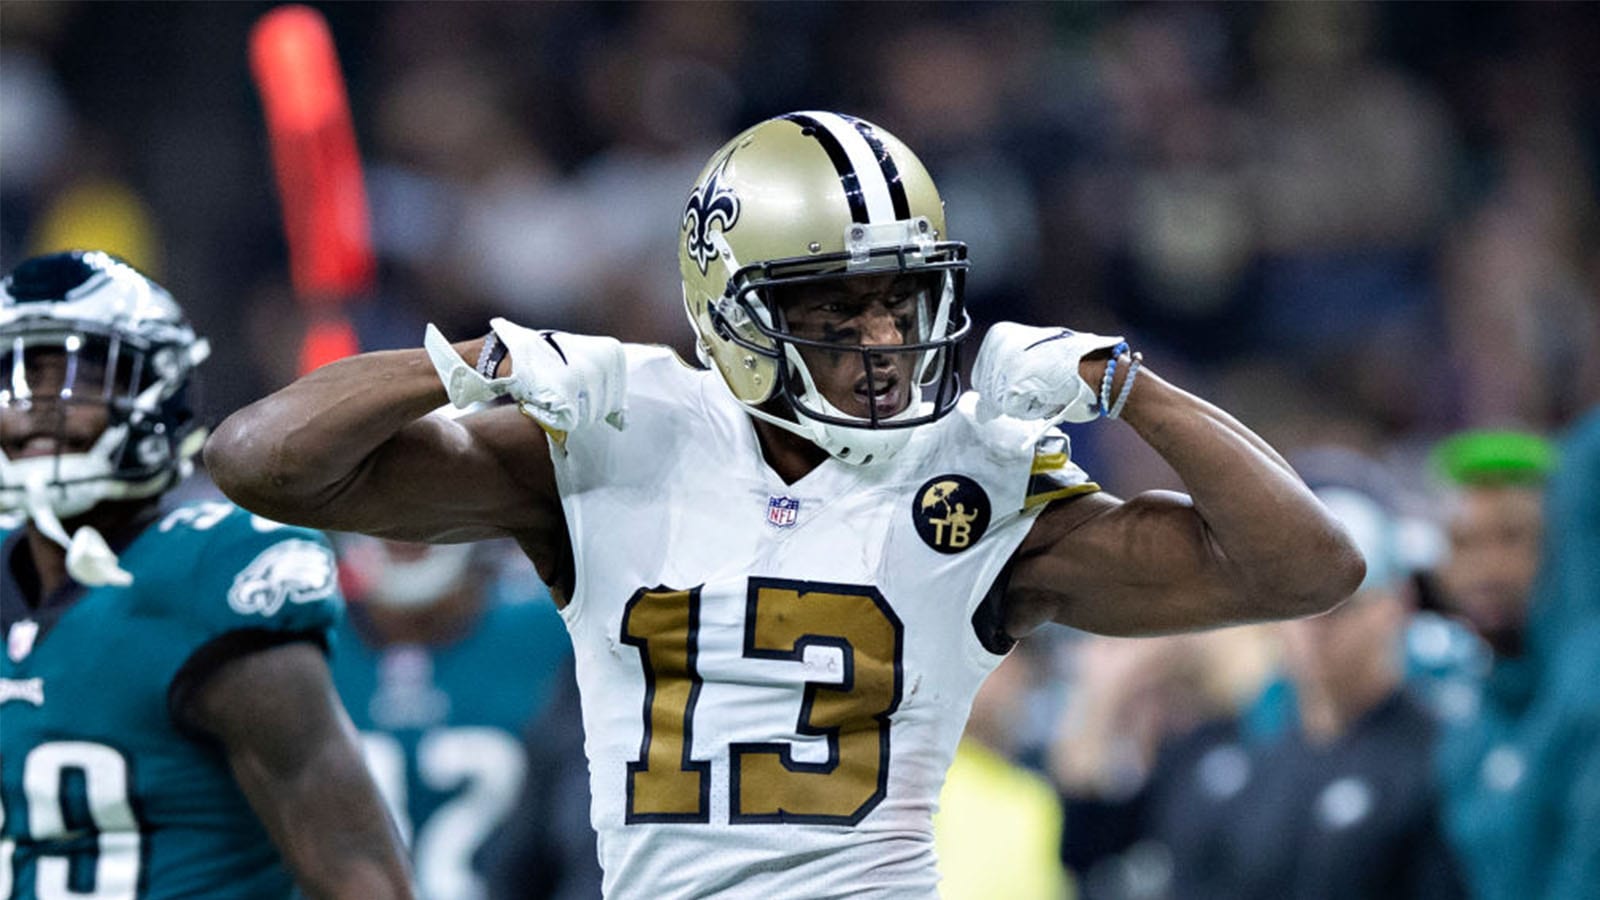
(4, 2), (1599, 899)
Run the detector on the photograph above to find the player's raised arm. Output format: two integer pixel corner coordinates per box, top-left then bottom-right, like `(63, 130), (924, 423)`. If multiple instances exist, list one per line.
(205, 338), (540, 541)
(209, 320), (622, 548)
(972, 324), (1366, 638)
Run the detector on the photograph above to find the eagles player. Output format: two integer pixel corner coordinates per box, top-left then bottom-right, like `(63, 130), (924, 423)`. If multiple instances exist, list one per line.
(0, 252), (412, 899)
(330, 536), (572, 900)
(208, 112), (1364, 898)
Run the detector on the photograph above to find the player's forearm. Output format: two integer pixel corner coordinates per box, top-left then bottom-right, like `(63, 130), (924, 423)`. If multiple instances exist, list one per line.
(1116, 369), (1363, 613)
(266, 746), (416, 900)
(297, 860), (416, 900)
(206, 342), (480, 516)
(204, 643), (418, 900)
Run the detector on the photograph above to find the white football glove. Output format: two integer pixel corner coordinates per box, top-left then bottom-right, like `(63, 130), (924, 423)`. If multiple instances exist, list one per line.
(424, 317), (627, 434)
(973, 322), (1125, 425)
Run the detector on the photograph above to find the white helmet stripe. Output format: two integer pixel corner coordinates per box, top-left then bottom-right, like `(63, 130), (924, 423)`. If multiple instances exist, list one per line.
(843, 115), (912, 220)
(792, 110), (898, 224)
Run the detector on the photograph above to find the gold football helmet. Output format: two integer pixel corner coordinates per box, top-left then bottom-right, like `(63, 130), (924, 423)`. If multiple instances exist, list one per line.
(679, 111), (969, 465)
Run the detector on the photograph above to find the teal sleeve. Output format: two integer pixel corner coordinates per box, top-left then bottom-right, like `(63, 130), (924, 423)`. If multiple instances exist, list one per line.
(148, 503), (344, 641)
(152, 504), (345, 732)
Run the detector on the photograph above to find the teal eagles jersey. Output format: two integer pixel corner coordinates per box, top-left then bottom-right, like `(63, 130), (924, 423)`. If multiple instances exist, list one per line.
(0, 501), (343, 899)
(329, 582), (570, 900)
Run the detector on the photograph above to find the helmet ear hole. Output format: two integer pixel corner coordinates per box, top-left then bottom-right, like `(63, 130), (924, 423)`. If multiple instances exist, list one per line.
(135, 434), (170, 467)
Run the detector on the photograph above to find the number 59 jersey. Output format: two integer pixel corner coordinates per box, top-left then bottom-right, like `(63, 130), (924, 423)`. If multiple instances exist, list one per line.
(553, 348), (1097, 899)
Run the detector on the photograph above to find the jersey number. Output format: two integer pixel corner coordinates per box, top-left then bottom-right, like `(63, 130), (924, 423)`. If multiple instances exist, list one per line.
(0, 741), (140, 899)
(359, 728), (525, 900)
(621, 578), (904, 825)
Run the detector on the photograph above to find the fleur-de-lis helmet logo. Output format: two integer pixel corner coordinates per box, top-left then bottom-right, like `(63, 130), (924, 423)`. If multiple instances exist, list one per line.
(683, 150), (741, 276)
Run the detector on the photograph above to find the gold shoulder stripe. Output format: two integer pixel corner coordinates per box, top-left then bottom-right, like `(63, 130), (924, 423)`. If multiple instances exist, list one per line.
(520, 406), (570, 449)
(1023, 481), (1101, 510)
(1031, 451), (1069, 475)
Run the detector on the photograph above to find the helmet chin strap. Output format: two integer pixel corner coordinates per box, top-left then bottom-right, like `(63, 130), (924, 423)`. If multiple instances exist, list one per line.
(23, 474), (132, 587)
(727, 347), (920, 467)
(915, 274), (955, 383)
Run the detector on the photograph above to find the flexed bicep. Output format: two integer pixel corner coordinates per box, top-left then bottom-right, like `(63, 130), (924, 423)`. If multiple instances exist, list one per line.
(208, 344), (563, 545)
(1004, 490), (1260, 638)
(330, 404), (560, 543)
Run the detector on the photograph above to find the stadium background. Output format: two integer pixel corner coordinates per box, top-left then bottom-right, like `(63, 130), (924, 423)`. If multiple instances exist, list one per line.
(4, 2), (1598, 896)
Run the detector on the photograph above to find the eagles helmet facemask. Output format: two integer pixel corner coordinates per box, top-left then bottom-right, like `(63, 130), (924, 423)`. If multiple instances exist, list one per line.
(0, 250), (210, 582)
(680, 111), (970, 465)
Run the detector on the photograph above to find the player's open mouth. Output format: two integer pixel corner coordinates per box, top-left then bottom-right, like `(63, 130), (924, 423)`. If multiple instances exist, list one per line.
(854, 376), (905, 418)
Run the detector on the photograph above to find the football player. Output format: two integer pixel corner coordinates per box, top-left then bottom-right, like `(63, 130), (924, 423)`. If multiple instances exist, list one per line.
(207, 112), (1363, 898)
(330, 535), (576, 900)
(0, 251), (413, 899)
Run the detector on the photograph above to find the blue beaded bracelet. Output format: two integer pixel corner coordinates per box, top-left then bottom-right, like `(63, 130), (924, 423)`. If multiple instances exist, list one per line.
(1108, 351), (1143, 419)
(1099, 341), (1129, 417)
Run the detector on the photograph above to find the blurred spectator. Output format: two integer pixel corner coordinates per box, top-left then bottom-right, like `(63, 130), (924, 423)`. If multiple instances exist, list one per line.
(1058, 477), (1464, 900)
(864, 13), (1047, 327)
(1053, 629), (1270, 900)
(1440, 170), (1600, 429)
(0, 5), (74, 258)
(1431, 428), (1600, 899)
(1081, 5), (1261, 359)
(482, 663), (603, 900)
(330, 534), (576, 900)
(26, 177), (163, 275)
(1284, 447), (1487, 730)
(934, 647), (1070, 900)
(1236, 483), (1464, 900)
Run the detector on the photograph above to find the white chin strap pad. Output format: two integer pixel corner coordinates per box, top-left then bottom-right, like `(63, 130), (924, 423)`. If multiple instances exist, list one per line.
(22, 475), (132, 587)
(741, 347), (917, 466)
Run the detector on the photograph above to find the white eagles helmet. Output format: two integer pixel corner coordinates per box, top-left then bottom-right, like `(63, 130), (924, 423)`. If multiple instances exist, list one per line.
(679, 111), (970, 465)
(1, 250), (211, 520)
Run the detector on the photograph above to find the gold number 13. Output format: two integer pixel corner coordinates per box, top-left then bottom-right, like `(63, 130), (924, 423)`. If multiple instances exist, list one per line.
(620, 577), (905, 825)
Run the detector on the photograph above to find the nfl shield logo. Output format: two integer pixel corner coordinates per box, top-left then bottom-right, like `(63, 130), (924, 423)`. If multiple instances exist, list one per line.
(766, 496), (800, 528)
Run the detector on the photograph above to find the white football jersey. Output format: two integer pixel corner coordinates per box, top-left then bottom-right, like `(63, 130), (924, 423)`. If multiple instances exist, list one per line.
(553, 346), (1097, 899)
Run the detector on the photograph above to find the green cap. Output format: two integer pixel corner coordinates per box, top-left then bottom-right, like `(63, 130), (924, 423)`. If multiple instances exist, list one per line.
(1431, 430), (1556, 486)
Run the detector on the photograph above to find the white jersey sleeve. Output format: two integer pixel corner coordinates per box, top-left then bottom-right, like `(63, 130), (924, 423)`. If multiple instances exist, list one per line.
(551, 345), (1097, 899)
